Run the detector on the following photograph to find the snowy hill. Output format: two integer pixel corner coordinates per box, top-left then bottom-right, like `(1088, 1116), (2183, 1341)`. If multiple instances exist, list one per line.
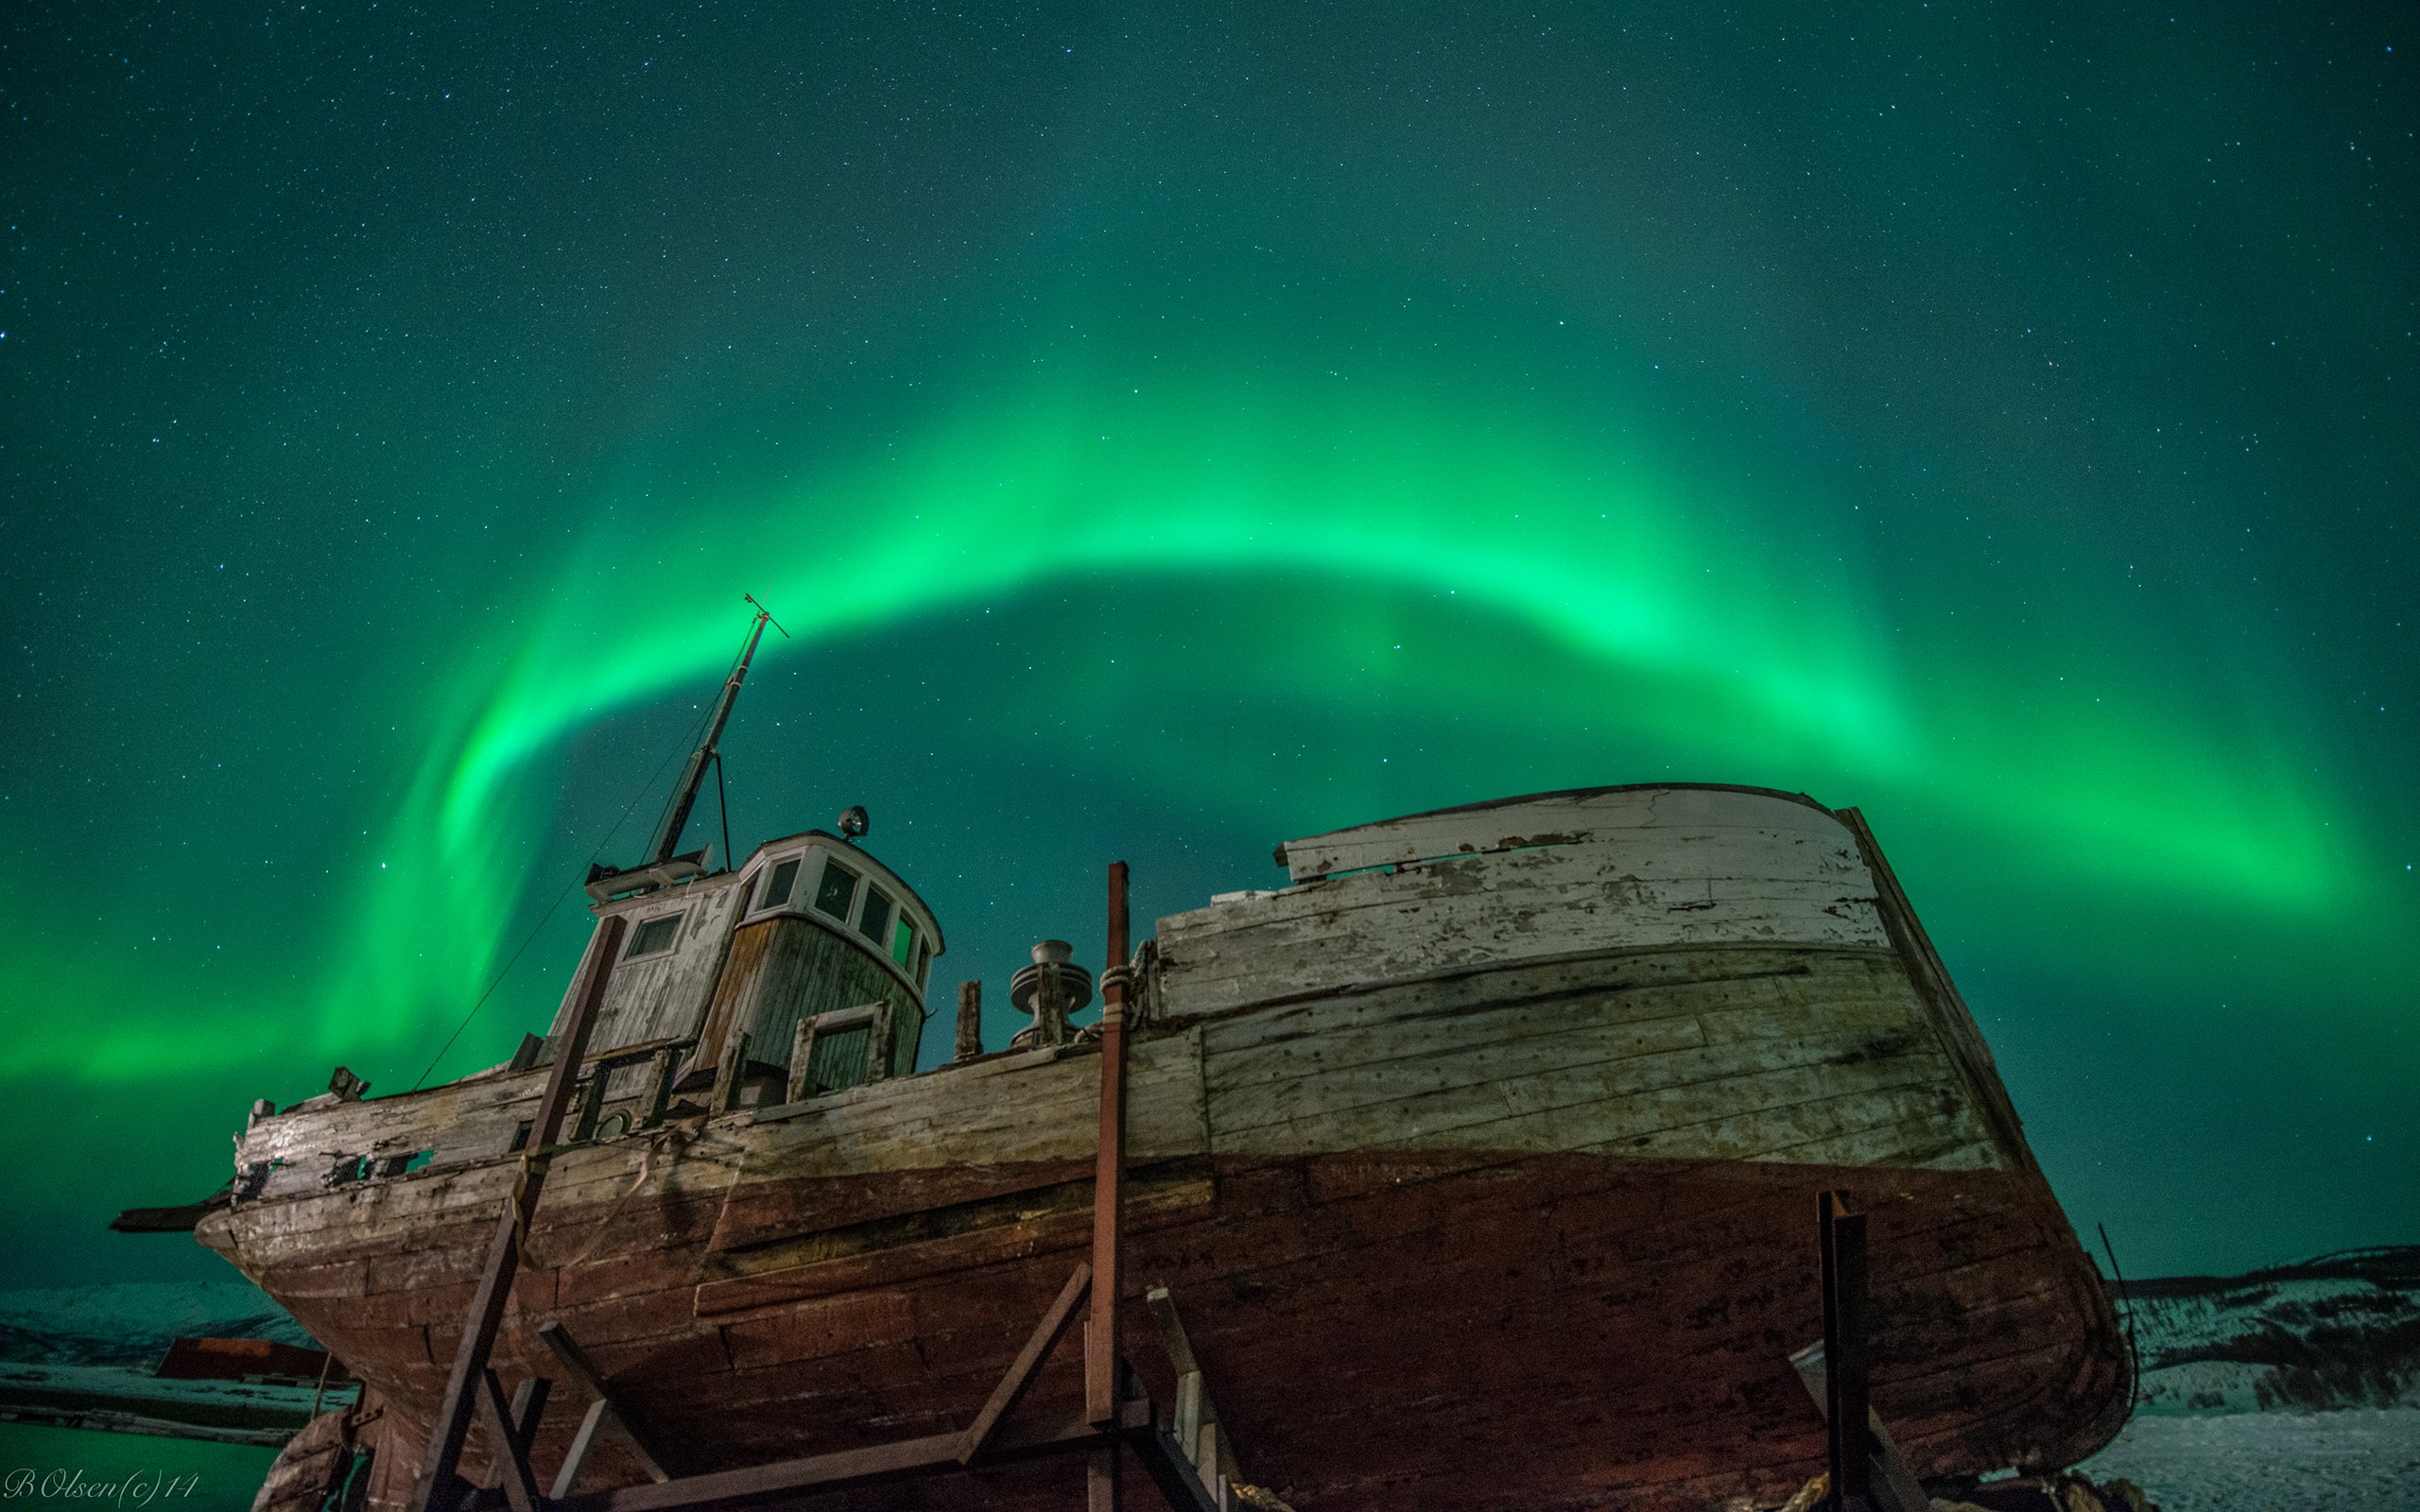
(0, 1280), (337, 1444)
(2118, 1246), (2420, 1414)
(0, 1280), (320, 1370)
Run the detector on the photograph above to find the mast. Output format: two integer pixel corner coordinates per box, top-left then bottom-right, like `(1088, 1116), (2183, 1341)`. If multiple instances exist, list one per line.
(643, 602), (773, 867)
(586, 595), (786, 901)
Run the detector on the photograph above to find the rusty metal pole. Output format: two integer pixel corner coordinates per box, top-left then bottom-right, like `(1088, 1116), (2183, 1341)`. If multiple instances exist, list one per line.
(410, 914), (628, 1511)
(1087, 861), (1132, 1433)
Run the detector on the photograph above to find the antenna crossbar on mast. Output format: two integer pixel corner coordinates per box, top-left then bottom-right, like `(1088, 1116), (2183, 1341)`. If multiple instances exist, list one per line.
(585, 597), (786, 902)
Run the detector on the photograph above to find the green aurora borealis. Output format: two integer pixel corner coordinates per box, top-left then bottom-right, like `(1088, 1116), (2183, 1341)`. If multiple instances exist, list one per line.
(3, 3), (2412, 1284)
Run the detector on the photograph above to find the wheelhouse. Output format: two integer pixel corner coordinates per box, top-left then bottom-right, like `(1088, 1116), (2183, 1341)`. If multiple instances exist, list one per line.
(545, 829), (944, 1109)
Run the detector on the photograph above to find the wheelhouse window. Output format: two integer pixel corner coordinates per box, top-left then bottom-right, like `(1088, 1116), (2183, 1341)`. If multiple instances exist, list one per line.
(914, 939), (932, 990)
(625, 914), (682, 958)
(802, 1022), (873, 1097)
(814, 859), (860, 920)
(890, 917), (917, 970)
(760, 856), (802, 911)
(856, 886), (895, 945)
(791, 1004), (892, 1100)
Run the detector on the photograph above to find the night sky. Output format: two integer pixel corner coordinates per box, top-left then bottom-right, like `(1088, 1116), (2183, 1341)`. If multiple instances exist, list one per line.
(3, 3), (2411, 1291)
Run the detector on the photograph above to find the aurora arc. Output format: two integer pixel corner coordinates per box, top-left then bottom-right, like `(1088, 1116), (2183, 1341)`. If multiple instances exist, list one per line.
(268, 365), (2353, 1080)
(2, 359), (2373, 1091)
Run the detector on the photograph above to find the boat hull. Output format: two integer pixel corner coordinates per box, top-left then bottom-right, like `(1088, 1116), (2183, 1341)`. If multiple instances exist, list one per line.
(204, 788), (2129, 1508)
(205, 954), (2124, 1511)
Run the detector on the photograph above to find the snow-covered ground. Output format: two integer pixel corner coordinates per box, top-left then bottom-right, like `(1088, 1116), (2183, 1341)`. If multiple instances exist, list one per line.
(0, 1282), (314, 1370)
(2120, 1246), (2418, 1415)
(2052, 1245), (2420, 1504)
(0, 1362), (345, 1446)
(2076, 1408), (2420, 1512)
(0, 1281), (341, 1447)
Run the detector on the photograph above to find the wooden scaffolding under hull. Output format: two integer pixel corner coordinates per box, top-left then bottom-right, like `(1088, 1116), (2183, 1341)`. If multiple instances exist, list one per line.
(408, 865), (1249, 1512)
(389, 860), (1945, 1512)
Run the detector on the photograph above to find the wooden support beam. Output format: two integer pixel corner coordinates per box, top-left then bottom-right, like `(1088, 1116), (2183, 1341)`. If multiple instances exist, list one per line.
(510, 1033), (546, 1073)
(1131, 1423), (1224, 1512)
(954, 980), (983, 1062)
(1171, 1373), (1203, 1469)
(553, 1400), (614, 1501)
(1789, 1344), (1929, 1512)
(571, 1073), (608, 1143)
(1143, 1287), (1201, 1378)
(1144, 1282), (1235, 1503)
(411, 913), (626, 1512)
(477, 1376), (550, 1493)
(714, 1032), (752, 1112)
(553, 1400), (1154, 1512)
(957, 1262), (1091, 1466)
(1088, 1446), (1122, 1512)
(475, 1370), (544, 1512)
(1821, 1191), (1874, 1512)
(537, 1320), (671, 1484)
(638, 1048), (678, 1129)
(1088, 861), (1132, 1429)
(1200, 1418), (1237, 1490)
(785, 1020), (816, 1107)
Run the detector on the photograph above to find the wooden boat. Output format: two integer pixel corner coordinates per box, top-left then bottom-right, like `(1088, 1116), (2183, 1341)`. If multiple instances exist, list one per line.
(168, 614), (2131, 1511)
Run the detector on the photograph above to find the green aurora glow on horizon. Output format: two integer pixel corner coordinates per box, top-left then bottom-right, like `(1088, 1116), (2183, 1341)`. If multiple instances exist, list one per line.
(3, 2), (2411, 1281)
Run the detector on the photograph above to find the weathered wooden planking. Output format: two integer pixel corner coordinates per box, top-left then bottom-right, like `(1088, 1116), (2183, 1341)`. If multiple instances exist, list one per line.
(234, 1055), (722, 1202)
(729, 1033), (1206, 1180)
(1275, 783), (1847, 881)
(1160, 844), (1888, 1019)
(1167, 857), (1884, 989)
(1211, 1034), (1982, 1168)
(586, 878), (743, 1102)
(549, 875), (750, 1063)
(693, 1169), (1217, 1316)
(234, 1072), (546, 1196)
(694, 915), (914, 1091)
(251, 1147), (2124, 1512)
(1616, 1078), (1996, 1170)
(1840, 806), (2044, 1185)
(1187, 936), (1997, 1171)
(229, 951), (1960, 1246)
(1199, 949), (1913, 1093)
(1194, 941), (1834, 1044)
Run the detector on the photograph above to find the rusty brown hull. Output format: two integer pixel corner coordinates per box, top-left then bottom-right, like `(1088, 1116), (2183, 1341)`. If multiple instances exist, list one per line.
(216, 1142), (2120, 1512)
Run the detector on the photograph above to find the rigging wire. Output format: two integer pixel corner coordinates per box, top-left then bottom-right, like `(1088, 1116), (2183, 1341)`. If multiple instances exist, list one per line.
(2097, 1221), (2142, 1414)
(715, 752), (734, 878)
(406, 692), (722, 1091)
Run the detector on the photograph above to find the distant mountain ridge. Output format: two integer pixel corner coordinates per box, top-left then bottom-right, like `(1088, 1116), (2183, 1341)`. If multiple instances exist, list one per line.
(2118, 1246), (2420, 1413)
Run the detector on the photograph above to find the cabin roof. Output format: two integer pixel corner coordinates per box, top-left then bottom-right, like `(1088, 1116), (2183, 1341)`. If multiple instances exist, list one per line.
(585, 828), (944, 956)
(735, 828), (946, 957)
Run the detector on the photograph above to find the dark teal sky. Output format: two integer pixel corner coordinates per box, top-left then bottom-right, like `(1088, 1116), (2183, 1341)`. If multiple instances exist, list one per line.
(2, 2), (2411, 1288)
